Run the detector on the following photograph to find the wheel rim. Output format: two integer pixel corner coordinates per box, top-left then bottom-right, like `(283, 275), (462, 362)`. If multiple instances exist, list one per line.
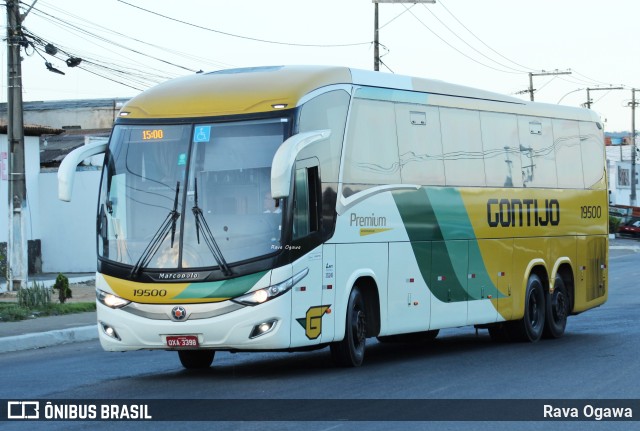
(528, 289), (541, 328)
(352, 307), (366, 349)
(553, 290), (567, 322)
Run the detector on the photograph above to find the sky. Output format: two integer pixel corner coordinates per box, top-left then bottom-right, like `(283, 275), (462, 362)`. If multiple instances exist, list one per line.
(2, 0), (639, 132)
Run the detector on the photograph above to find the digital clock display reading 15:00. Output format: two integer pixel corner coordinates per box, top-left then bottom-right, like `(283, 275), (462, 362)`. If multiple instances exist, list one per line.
(142, 129), (164, 140)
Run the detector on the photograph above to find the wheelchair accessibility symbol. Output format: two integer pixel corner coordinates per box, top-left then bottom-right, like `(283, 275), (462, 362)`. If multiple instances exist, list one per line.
(194, 126), (211, 143)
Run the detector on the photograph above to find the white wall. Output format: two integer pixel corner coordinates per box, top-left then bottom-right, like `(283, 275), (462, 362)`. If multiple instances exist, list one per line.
(607, 145), (638, 207)
(0, 135), (42, 244)
(38, 169), (101, 272)
(24, 106), (119, 130)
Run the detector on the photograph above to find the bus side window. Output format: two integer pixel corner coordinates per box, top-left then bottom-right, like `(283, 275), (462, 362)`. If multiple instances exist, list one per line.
(293, 166), (320, 240)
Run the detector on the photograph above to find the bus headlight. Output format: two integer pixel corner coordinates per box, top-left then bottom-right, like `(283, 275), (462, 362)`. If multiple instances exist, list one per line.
(232, 268), (309, 306)
(97, 289), (131, 309)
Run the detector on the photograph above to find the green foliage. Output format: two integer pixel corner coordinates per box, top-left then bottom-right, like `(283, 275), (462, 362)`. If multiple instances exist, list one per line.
(52, 273), (72, 304)
(0, 303), (32, 321)
(47, 302), (96, 315)
(0, 301), (95, 322)
(609, 216), (622, 234)
(17, 281), (52, 308)
(0, 242), (6, 279)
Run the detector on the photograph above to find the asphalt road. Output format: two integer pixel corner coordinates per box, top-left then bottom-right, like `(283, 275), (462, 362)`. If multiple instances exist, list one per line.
(1, 246), (638, 431)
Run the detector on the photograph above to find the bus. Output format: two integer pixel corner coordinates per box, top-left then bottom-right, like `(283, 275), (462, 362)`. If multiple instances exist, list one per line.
(58, 65), (608, 369)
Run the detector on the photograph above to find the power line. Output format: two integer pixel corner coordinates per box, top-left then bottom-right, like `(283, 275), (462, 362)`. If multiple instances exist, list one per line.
(116, 0), (371, 48)
(35, 0), (234, 70)
(379, 3), (416, 30)
(25, 8), (198, 73)
(402, 5), (523, 75)
(22, 29), (173, 90)
(419, 2), (527, 73)
(526, 70), (572, 101)
(437, 0), (535, 72)
(19, 0), (215, 93)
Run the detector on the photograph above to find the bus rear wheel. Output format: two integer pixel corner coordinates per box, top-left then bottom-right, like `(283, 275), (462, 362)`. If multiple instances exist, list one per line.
(178, 350), (215, 369)
(331, 287), (367, 367)
(509, 274), (546, 342)
(543, 275), (569, 339)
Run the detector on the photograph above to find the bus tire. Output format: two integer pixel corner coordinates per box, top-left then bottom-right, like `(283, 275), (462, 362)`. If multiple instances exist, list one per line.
(178, 350), (215, 369)
(330, 287), (367, 367)
(509, 274), (546, 342)
(543, 275), (569, 339)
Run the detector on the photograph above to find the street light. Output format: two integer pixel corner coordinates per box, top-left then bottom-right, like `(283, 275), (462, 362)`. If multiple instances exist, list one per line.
(557, 88), (584, 105)
(372, 0), (436, 71)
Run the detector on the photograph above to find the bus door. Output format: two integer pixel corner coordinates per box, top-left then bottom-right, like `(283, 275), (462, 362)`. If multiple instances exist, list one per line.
(289, 161), (327, 347)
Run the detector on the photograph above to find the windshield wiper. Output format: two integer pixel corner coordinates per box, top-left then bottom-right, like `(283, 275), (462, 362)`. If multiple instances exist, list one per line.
(192, 178), (232, 276)
(130, 181), (181, 277)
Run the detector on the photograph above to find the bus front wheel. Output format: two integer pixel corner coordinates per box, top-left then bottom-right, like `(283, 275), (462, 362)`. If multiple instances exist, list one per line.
(331, 287), (367, 367)
(178, 350), (215, 369)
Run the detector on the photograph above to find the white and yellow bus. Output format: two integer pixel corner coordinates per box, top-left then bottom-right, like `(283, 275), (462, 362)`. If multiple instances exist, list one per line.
(59, 66), (608, 368)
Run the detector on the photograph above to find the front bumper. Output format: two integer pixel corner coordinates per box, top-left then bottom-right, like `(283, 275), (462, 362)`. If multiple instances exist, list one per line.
(97, 294), (292, 352)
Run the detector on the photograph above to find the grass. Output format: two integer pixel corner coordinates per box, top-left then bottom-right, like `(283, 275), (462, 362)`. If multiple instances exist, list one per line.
(0, 300), (96, 322)
(0, 279), (96, 322)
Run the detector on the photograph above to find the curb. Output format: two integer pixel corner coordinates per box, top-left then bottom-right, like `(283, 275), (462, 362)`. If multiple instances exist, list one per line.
(610, 245), (640, 252)
(0, 325), (98, 353)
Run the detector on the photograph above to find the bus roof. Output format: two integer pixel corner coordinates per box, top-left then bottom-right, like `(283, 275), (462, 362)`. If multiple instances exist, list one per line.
(119, 65), (600, 123)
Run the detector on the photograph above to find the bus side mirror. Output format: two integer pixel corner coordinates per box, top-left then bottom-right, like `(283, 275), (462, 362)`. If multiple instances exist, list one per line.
(270, 129), (330, 199)
(58, 141), (108, 201)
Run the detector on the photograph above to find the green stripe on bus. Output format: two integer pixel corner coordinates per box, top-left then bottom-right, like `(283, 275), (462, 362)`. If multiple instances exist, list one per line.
(173, 271), (268, 300)
(393, 188), (504, 302)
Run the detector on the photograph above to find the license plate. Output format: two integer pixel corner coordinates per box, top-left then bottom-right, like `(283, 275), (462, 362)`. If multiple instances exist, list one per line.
(166, 335), (199, 348)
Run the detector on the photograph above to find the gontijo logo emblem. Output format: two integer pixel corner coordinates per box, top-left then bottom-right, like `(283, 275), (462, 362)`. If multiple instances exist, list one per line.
(486, 198), (560, 227)
(296, 305), (331, 340)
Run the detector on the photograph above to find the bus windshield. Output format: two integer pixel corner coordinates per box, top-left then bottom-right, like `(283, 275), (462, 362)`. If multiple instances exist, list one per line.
(98, 118), (288, 272)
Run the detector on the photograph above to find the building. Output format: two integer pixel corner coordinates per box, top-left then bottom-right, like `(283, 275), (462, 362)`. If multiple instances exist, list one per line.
(0, 98), (128, 131)
(0, 98), (126, 291)
(605, 132), (638, 206)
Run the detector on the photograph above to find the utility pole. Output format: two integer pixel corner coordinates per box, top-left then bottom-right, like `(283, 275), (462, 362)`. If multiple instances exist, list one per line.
(372, 0), (435, 71)
(374, 2), (379, 71)
(6, 0), (28, 291)
(631, 89), (637, 207)
(527, 70), (572, 101)
(585, 86), (623, 109)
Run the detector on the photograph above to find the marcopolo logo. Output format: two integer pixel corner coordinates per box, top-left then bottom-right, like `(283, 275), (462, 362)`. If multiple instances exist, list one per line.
(349, 212), (392, 236)
(158, 272), (200, 280)
(487, 198), (560, 228)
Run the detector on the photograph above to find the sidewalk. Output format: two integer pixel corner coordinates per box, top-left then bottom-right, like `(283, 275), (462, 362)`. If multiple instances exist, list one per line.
(0, 273), (98, 353)
(0, 237), (638, 354)
(609, 235), (640, 253)
(0, 312), (97, 353)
